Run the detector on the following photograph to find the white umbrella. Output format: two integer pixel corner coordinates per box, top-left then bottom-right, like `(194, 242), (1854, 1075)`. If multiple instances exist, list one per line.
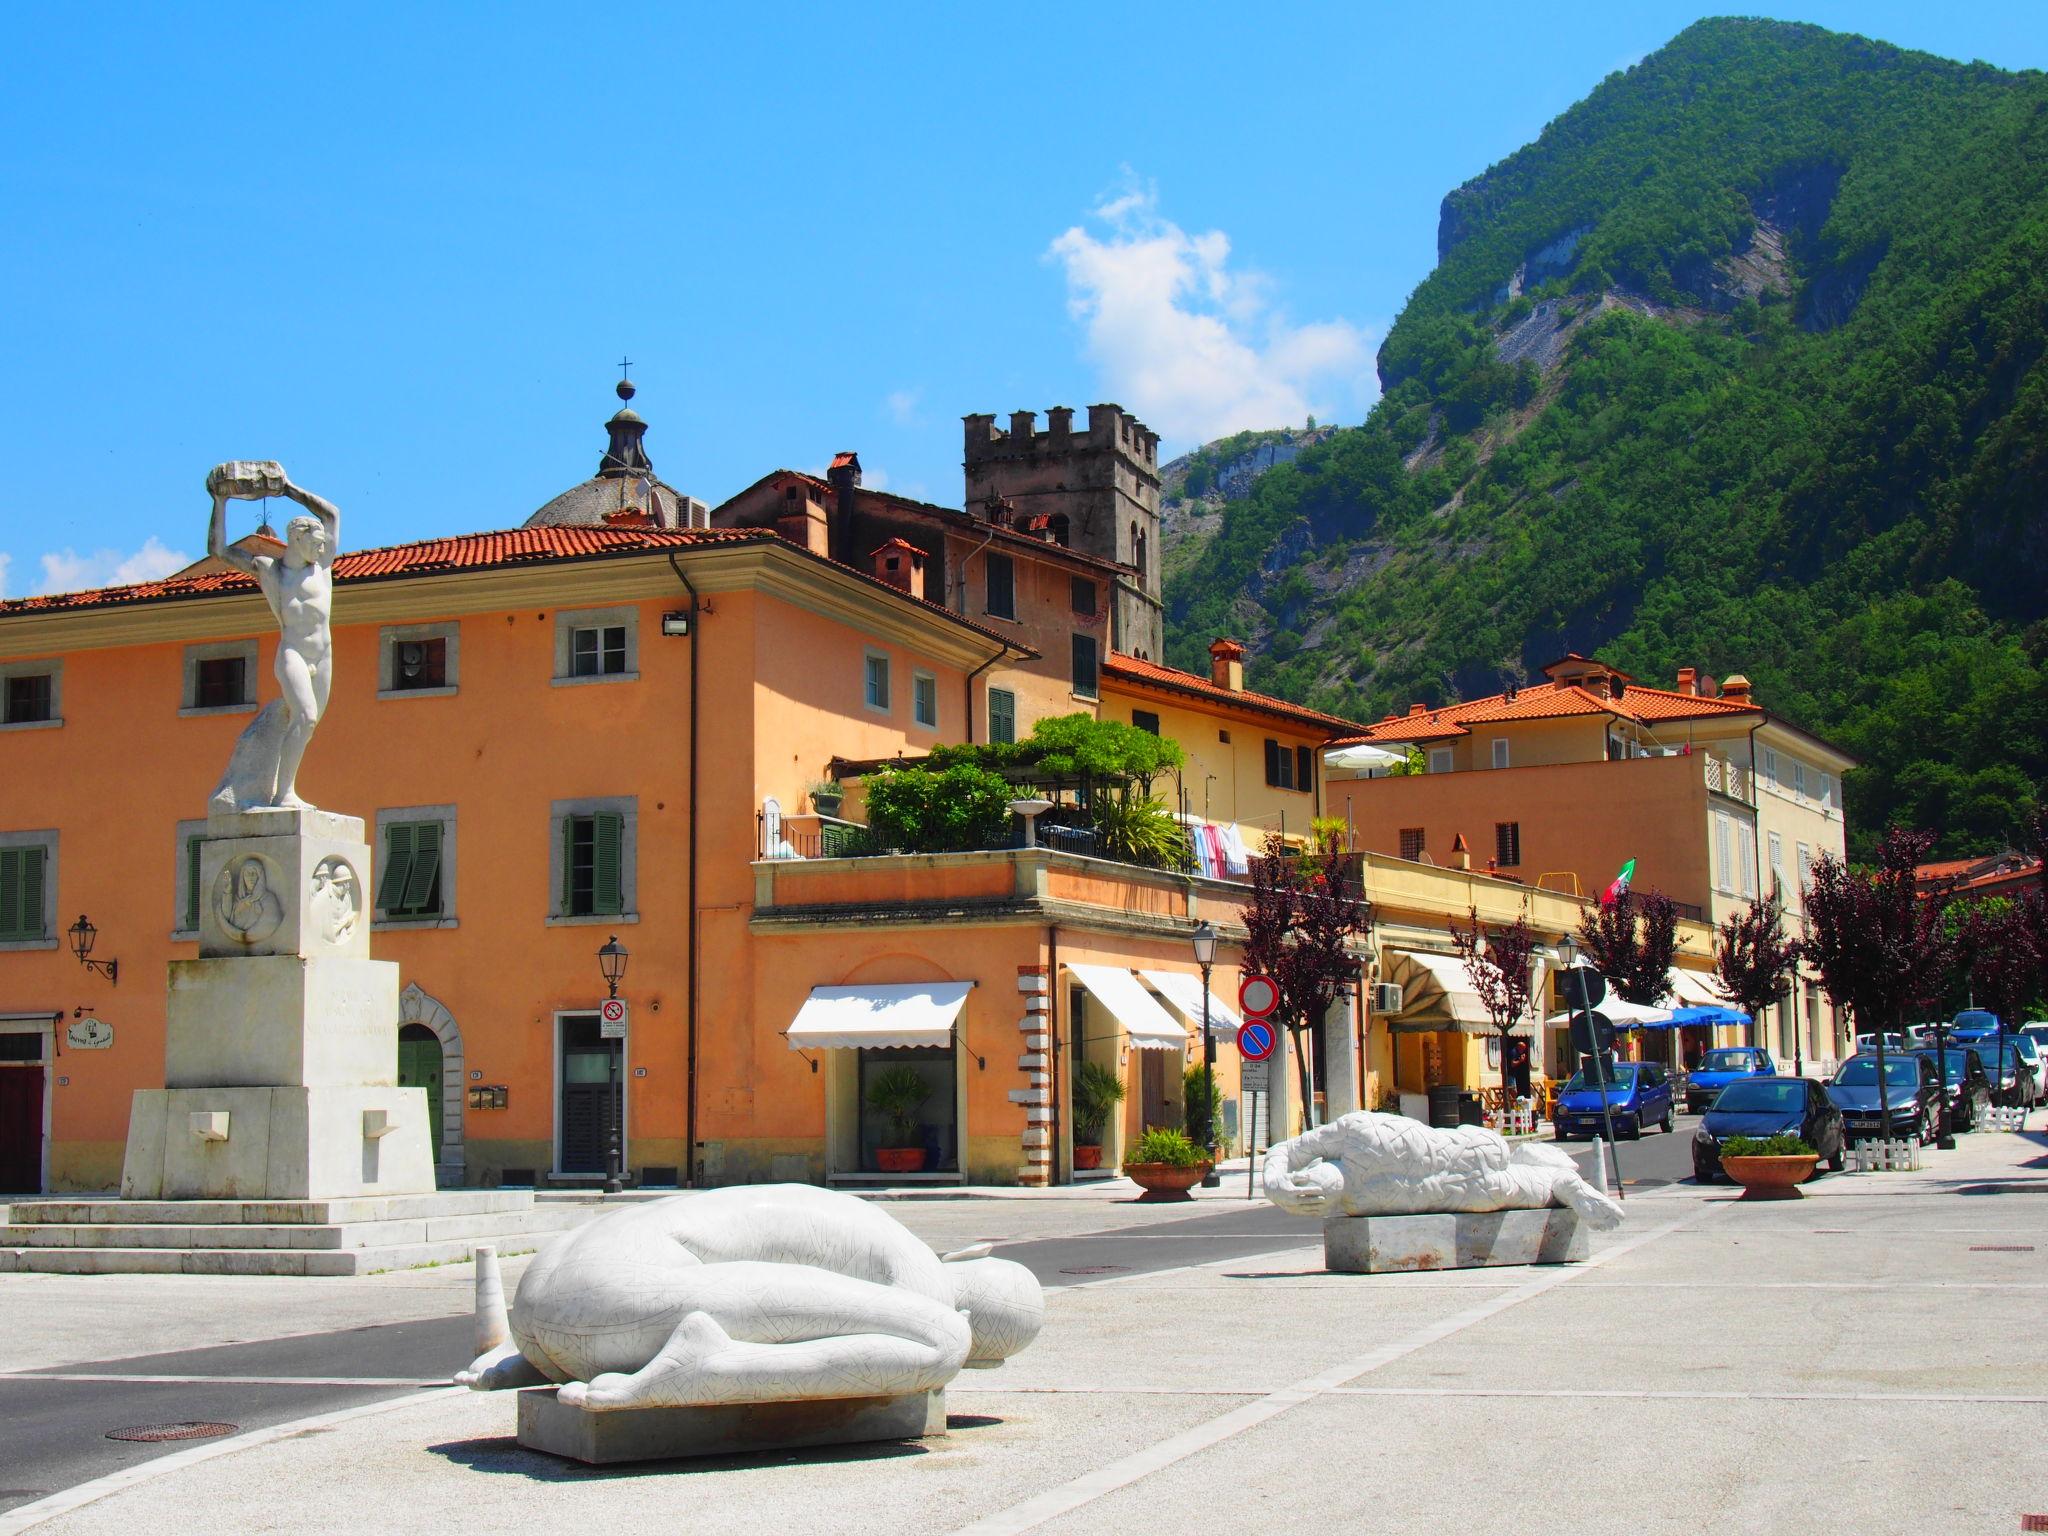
(1546, 997), (1675, 1027)
(1324, 743), (1406, 772)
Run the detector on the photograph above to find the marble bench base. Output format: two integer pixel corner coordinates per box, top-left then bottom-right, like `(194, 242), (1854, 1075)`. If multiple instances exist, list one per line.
(516, 1387), (948, 1465)
(1323, 1207), (1587, 1273)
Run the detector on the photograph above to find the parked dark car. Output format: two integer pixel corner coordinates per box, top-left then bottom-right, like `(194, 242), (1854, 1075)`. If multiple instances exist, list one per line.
(1693, 1076), (1846, 1183)
(1826, 1054), (1939, 1146)
(1554, 1062), (1675, 1141)
(1911, 1047), (1994, 1131)
(1684, 1046), (1777, 1112)
(1975, 1039), (2038, 1108)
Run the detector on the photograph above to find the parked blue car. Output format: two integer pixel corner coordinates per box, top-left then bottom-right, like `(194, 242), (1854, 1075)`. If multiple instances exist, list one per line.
(1950, 1009), (2002, 1044)
(1554, 1061), (1675, 1141)
(1684, 1046), (1778, 1113)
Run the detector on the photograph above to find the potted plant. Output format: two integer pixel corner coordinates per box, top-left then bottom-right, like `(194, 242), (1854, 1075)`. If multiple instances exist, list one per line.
(808, 779), (844, 818)
(866, 1065), (931, 1174)
(1072, 1061), (1126, 1170)
(1717, 1132), (1819, 1199)
(1123, 1126), (1212, 1200)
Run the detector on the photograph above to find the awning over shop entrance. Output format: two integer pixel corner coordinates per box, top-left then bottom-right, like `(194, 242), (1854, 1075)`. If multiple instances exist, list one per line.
(1383, 950), (1524, 1036)
(1666, 968), (1730, 1008)
(1139, 969), (1239, 1040)
(785, 982), (972, 1050)
(1067, 964), (1186, 1051)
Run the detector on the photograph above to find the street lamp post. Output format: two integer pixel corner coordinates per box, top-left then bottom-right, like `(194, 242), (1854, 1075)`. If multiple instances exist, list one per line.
(1930, 1018), (1956, 1150)
(598, 936), (630, 1195)
(1556, 934), (1623, 1200)
(1192, 920), (1219, 1188)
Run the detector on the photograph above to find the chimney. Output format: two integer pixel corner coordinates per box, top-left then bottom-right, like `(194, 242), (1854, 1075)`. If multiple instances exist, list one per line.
(1450, 833), (1471, 871)
(1676, 666), (1697, 696)
(825, 452), (861, 562)
(1409, 703), (1427, 717)
(1208, 637), (1246, 692)
(869, 539), (926, 601)
(1720, 673), (1753, 704)
(775, 503), (830, 556)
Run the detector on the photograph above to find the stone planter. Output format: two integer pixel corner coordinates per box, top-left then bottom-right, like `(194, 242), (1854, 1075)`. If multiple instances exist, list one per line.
(1124, 1161), (1212, 1200)
(810, 793), (843, 818)
(1073, 1144), (1103, 1170)
(874, 1146), (927, 1174)
(1721, 1153), (1817, 1199)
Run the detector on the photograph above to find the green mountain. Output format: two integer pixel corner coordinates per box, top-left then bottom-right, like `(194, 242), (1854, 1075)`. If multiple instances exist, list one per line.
(1163, 17), (2048, 859)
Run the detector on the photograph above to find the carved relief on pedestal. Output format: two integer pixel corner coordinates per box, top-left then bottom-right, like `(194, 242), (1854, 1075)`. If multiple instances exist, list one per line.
(213, 854), (285, 946)
(310, 856), (361, 946)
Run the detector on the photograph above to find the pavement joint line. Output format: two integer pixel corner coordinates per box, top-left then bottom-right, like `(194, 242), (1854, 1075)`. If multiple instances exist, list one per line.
(1046, 1243), (1325, 1291)
(950, 1205), (1708, 1536)
(3, 1373), (449, 1387)
(0, 1385), (468, 1536)
(1322, 1385), (2048, 1404)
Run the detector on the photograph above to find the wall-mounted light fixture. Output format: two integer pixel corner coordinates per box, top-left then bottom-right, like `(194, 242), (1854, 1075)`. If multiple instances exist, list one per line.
(66, 915), (118, 985)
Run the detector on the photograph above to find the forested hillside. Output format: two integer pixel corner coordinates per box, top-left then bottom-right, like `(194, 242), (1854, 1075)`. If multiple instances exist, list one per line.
(1163, 18), (2048, 858)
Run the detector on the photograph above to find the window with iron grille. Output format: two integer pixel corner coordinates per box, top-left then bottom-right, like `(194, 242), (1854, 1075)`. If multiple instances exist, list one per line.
(1399, 828), (1426, 863)
(1494, 822), (1521, 868)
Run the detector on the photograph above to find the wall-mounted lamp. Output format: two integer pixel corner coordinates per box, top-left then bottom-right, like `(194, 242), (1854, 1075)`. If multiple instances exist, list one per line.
(660, 611), (691, 637)
(66, 915), (117, 985)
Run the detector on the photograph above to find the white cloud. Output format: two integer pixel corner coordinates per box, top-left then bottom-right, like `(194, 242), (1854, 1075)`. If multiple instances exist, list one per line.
(884, 388), (922, 427)
(1046, 178), (1377, 447)
(35, 536), (191, 596)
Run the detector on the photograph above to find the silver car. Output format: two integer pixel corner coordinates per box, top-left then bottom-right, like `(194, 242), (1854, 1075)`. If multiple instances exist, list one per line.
(2015, 1031), (2048, 1108)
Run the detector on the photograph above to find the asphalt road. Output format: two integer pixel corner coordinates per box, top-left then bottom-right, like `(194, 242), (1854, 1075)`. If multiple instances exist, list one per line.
(1556, 1109), (1705, 1189)
(0, 1197), (1322, 1516)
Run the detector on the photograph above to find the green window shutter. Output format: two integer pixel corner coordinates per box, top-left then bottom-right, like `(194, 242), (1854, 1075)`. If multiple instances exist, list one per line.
(379, 823), (417, 914)
(593, 812), (625, 916)
(561, 815), (579, 913)
(0, 849), (21, 939)
(400, 822), (442, 916)
(184, 836), (203, 931)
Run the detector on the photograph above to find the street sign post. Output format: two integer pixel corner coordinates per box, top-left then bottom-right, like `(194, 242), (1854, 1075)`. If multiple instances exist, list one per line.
(1236, 1020), (1277, 1061)
(1239, 975), (1280, 1020)
(1566, 964), (1622, 1199)
(599, 997), (629, 1039)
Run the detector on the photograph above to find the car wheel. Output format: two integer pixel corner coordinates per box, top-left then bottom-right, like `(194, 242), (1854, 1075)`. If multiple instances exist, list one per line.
(1623, 1120), (1642, 1141)
(1828, 1138), (1845, 1173)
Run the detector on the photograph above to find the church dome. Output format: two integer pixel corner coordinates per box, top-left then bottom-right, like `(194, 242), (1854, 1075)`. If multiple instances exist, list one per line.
(523, 379), (704, 530)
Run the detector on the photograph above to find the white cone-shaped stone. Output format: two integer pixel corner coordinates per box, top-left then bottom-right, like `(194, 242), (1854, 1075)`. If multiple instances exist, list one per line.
(1590, 1139), (1610, 1196)
(474, 1243), (510, 1357)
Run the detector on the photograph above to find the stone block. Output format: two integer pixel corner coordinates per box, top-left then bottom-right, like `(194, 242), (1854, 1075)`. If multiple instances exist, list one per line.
(165, 955), (400, 1088)
(198, 813), (370, 961)
(122, 1085), (435, 1200)
(1322, 1208), (1588, 1273)
(516, 1387), (946, 1465)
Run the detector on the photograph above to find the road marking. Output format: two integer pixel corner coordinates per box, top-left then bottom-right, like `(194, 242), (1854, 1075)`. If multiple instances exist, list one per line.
(2, 1373), (447, 1387)
(952, 1208), (1704, 1536)
(0, 1385), (465, 1536)
(948, 1384), (2048, 1405)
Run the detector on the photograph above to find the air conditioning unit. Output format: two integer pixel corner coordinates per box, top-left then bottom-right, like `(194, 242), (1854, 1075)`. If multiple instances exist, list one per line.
(1371, 982), (1404, 1015)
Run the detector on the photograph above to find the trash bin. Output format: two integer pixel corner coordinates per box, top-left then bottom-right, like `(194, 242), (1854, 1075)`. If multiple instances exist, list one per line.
(1457, 1093), (1485, 1127)
(1427, 1084), (1462, 1129)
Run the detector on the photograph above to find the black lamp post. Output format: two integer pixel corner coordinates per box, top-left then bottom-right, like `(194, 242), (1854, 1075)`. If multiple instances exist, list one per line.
(1929, 1017), (1956, 1150)
(66, 915), (117, 984)
(598, 936), (629, 1194)
(1192, 920), (1219, 1188)
(1556, 934), (1623, 1200)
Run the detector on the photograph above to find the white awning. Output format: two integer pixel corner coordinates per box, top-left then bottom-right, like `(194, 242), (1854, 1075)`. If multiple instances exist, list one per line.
(785, 982), (971, 1050)
(1667, 968), (1729, 1007)
(1383, 949), (1506, 1034)
(1140, 969), (1240, 1039)
(1545, 996), (1675, 1027)
(1067, 963), (1186, 1051)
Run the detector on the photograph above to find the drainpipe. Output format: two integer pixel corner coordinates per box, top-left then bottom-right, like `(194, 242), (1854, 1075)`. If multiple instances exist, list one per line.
(667, 552), (703, 1186)
(964, 643), (1006, 745)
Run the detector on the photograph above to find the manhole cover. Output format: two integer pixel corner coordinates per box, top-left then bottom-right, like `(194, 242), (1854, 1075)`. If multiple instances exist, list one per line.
(1970, 1245), (2034, 1253)
(106, 1422), (238, 1443)
(1058, 1264), (1129, 1276)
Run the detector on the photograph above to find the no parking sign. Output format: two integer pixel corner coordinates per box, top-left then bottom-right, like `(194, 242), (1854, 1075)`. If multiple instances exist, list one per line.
(599, 996), (629, 1039)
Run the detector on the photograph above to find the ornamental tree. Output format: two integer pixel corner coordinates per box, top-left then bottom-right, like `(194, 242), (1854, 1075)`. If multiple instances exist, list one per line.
(1241, 830), (1373, 1124)
(1714, 893), (1803, 1053)
(1574, 888), (1679, 1005)
(1449, 906), (1540, 1107)
(1961, 895), (2046, 1092)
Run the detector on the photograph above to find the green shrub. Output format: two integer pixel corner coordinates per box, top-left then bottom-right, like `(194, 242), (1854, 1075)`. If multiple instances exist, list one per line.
(1182, 1064), (1221, 1153)
(1719, 1132), (1815, 1159)
(864, 1066), (931, 1150)
(862, 763), (1013, 853)
(1072, 1060), (1126, 1144)
(1126, 1127), (1205, 1167)
(1089, 792), (1192, 870)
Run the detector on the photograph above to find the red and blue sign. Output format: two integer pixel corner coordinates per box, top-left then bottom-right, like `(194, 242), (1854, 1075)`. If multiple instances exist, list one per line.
(1236, 1020), (1277, 1061)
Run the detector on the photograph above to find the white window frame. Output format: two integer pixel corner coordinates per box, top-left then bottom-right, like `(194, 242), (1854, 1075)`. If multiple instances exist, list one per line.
(172, 817), (207, 939)
(552, 606), (639, 688)
(379, 621), (461, 699)
(547, 796), (638, 926)
(911, 669), (938, 730)
(181, 639), (259, 716)
(1491, 738), (1510, 770)
(0, 658), (63, 731)
(1428, 748), (1454, 774)
(1796, 841), (1813, 893)
(1737, 822), (1758, 900)
(0, 829), (59, 950)
(1767, 831), (1784, 893)
(1818, 773), (1834, 810)
(373, 803), (459, 930)
(1713, 813), (1734, 895)
(863, 649), (892, 714)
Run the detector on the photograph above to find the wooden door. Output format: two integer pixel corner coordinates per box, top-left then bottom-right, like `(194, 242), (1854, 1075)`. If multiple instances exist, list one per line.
(1140, 1050), (1169, 1132)
(0, 1066), (44, 1193)
(397, 1024), (443, 1156)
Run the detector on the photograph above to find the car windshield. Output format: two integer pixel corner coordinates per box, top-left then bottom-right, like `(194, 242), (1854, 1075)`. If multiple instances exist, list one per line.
(1917, 1053), (1971, 1083)
(1714, 1080), (1807, 1113)
(1833, 1059), (1919, 1087)
(1565, 1066), (1636, 1093)
(1698, 1050), (1755, 1072)
(1955, 1012), (1997, 1031)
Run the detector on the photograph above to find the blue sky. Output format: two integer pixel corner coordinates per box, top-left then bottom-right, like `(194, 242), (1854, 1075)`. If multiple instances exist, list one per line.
(3, 3), (2044, 595)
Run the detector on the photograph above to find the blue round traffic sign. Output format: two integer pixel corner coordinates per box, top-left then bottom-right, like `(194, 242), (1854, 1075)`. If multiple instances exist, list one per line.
(1237, 1021), (1276, 1061)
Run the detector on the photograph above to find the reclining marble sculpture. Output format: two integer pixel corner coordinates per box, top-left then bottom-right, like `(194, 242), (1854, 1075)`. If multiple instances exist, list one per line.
(1263, 1110), (1624, 1229)
(457, 1184), (1044, 1411)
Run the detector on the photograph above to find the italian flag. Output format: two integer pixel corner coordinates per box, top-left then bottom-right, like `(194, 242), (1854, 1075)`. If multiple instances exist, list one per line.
(1601, 858), (1636, 907)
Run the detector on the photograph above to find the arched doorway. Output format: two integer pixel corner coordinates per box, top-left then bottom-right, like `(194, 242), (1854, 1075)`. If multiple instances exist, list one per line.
(398, 982), (464, 1185)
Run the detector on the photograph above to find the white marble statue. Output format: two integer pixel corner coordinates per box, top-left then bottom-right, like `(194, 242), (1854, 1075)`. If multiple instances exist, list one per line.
(457, 1184), (1044, 1410)
(1263, 1111), (1624, 1229)
(204, 460), (338, 814)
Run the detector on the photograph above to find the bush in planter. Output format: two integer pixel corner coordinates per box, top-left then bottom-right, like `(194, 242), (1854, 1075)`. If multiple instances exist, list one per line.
(1719, 1133), (1815, 1159)
(1182, 1063), (1222, 1156)
(865, 1065), (931, 1151)
(863, 764), (1013, 854)
(1072, 1062), (1125, 1167)
(1127, 1127), (1205, 1167)
(1088, 791), (1193, 870)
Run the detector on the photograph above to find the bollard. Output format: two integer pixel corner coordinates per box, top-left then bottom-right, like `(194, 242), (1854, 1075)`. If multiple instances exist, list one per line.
(1590, 1137), (1610, 1196)
(473, 1243), (510, 1357)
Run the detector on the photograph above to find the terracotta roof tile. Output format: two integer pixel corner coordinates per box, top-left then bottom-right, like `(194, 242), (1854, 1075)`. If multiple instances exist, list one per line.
(1332, 677), (1761, 745)
(1103, 653), (1366, 735)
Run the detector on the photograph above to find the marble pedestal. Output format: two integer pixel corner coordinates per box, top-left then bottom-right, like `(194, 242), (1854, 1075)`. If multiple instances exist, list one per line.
(516, 1387), (949, 1465)
(120, 808), (434, 1202)
(1323, 1207), (1587, 1273)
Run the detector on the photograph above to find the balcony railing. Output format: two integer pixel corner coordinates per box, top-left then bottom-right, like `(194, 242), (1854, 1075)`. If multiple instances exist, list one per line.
(1704, 755), (1750, 802)
(757, 812), (1124, 868)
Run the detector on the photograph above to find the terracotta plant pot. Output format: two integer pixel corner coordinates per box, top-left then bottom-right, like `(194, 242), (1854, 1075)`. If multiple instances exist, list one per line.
(1074, 1144), (1103, 1170)
(1123, 1161), (1213, 1200)
(1721, 1153), (1817, 1199)
(875, 1146), (927, 1173)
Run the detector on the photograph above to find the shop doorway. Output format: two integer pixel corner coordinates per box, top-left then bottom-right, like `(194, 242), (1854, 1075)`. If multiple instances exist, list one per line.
(856, 1047), (958, 1174)
(398, 1024), (444, 1156)
(0, 1024), (48, 1194)
(1139, 1049), (1170, 1131)
(556, 1012), (622, 1177)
